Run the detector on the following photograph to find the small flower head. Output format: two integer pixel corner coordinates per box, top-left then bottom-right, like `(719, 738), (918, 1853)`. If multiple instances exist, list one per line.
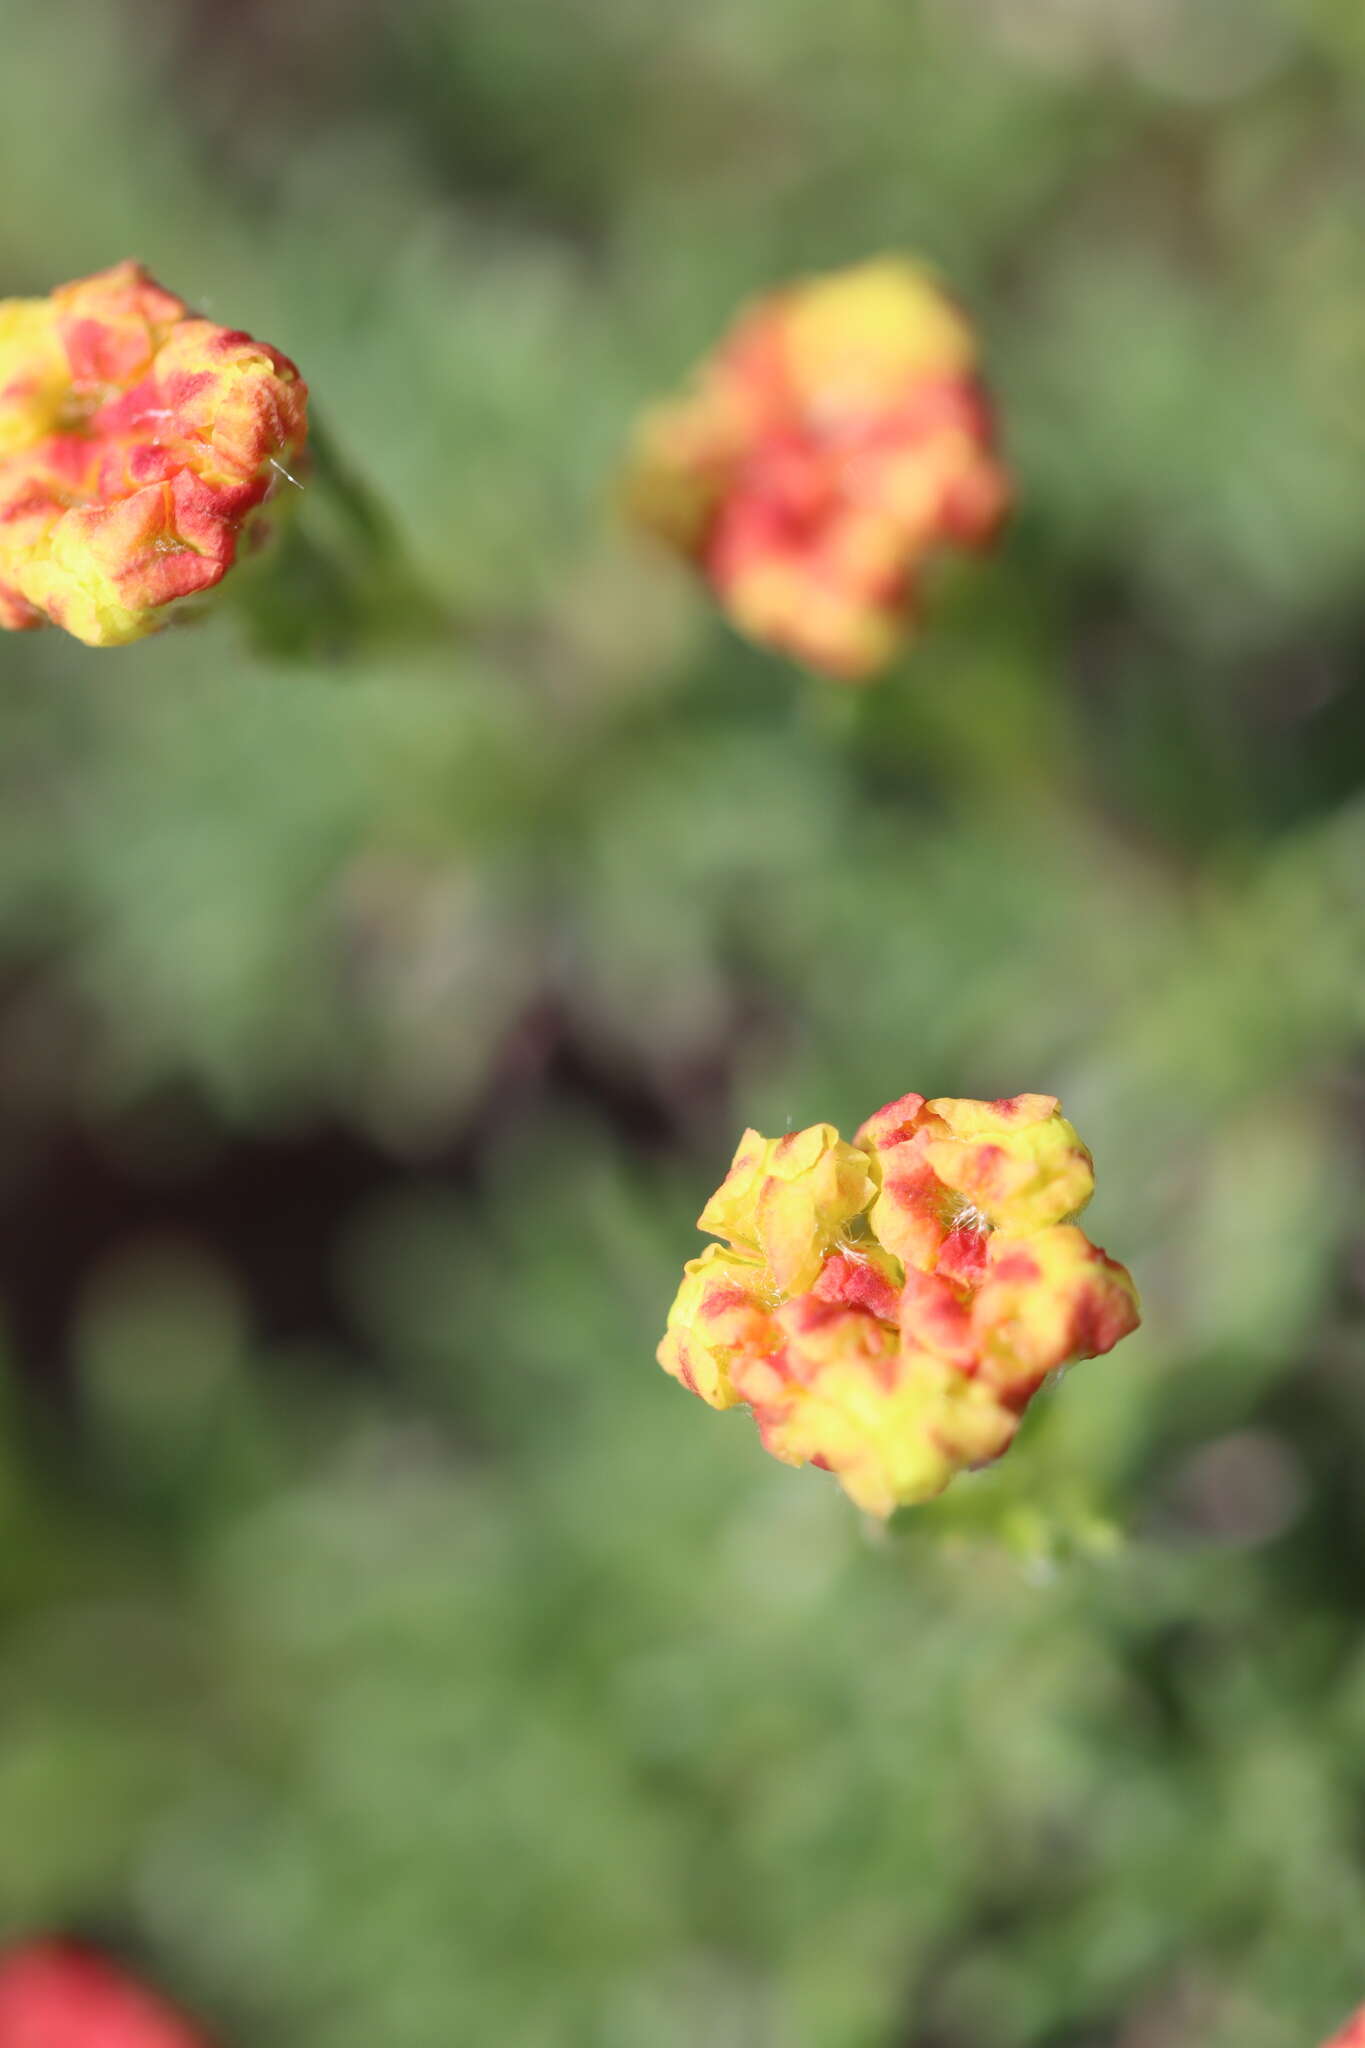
(0, 261), (307, 646)
(657, 1090), (1139, 1518)
(624, 257), (1009, 681)
(0, 1940), (210, 2048)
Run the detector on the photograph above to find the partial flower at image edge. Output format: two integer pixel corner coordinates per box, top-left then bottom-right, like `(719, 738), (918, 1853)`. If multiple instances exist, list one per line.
(0, 261), (307, 647)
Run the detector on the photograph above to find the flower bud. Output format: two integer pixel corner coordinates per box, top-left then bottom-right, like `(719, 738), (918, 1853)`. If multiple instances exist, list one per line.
(656, 1242), (777, 1411)
(856, 1090), (958, 1272)
(859, 1091), (1093, 1269)
(972, 1226), (1140, 1404)
(900, 1225), (1139, 1414)
(624, 258), (1008, 681)
(922, 1094), (1095, 1234)
(809, 1241), (903, 1322)
(696, 1123), (875, 1298)
(734, 1295), (1018, 1518)
(0, 262), (307, 646)
(735, 1295), (957, 1517)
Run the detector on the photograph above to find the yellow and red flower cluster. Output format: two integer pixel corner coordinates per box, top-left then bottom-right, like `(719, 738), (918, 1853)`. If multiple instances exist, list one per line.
(0, 261), (307, 646)
(625, 258), (1009, 681)
(658, 1091), (1139, 1517)
(0, 1940), (210, 2048)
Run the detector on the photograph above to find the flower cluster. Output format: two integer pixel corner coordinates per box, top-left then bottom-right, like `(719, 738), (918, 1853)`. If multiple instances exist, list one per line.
(0, 1941), (210, 2048)
(0, 261), (307, 646)
(658, 1092), (1139, 1517)
(624, 257), (1009, 681)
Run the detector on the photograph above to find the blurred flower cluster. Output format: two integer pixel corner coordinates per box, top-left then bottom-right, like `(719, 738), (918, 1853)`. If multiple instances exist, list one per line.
(625, 258), (1009, 680)
(659, 1091), (1139, 1516)
(0, 262), (306, 646)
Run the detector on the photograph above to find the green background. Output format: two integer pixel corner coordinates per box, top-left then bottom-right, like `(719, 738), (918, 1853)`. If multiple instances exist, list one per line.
(1, 0), (1365, 2041)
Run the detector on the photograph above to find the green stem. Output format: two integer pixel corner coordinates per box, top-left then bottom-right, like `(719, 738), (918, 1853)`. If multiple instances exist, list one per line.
(232, 414), (454, 661)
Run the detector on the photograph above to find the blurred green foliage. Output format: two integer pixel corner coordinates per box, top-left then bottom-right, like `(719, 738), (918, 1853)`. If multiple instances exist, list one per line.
(1, 0), (1365, 2042)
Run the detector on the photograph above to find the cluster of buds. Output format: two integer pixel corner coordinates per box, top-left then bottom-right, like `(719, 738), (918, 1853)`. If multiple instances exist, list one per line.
(0, 262), (307, 646)
(624, 257), (1009, 681)
(0, 1941), (211, 2048)
(658, 1091), (1139, 1518)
